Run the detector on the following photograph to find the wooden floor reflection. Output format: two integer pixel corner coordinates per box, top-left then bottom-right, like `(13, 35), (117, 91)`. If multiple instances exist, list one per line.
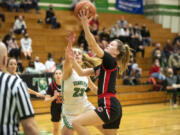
(20, 103), (180, 135)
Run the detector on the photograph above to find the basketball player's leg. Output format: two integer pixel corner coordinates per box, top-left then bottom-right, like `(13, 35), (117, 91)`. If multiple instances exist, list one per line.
(61, 126), (73, 135)
(53, 122), (60, 135)
(72, 110), (104, 135)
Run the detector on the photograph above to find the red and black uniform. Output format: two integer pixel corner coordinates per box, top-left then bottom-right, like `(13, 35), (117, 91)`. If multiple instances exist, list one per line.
(94, 51), (122, 129)
(47, 81), (62, 122)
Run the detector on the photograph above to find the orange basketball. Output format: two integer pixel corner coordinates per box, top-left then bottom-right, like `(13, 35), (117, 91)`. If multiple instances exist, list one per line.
(74, 1), (96, 19)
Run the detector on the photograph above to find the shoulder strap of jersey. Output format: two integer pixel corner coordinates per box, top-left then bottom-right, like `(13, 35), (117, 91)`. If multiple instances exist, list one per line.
(50, 82), (54, 92)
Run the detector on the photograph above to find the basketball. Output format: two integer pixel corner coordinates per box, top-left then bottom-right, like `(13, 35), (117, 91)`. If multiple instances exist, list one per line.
(74, 1), (96, 19)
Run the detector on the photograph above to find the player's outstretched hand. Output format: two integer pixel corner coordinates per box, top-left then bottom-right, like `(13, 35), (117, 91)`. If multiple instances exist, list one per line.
(78, 9), (93, 24)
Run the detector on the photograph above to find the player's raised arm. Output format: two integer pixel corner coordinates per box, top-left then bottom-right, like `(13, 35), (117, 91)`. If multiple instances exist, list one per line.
(62, 32), (75, 80)
(78, 10), (104, 58)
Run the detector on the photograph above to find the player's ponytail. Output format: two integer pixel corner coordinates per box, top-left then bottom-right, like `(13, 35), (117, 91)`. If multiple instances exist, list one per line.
(115, 39), (132, 74)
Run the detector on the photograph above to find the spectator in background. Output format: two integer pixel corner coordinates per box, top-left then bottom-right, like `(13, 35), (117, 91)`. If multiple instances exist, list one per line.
(3, 28), (13, 47)
(117, 15), (128, 28)
(163, 67), (180, 107)
(152, 43), (167, 68)
(25, 60), (42, 74)
(99, 27), (110, 42)
(168, 51), (180, 75)
(13, 15), (27, 34)
(172, 33), (180, 46)
(117, 25), (129, 43)
(89, 14), (99, 30)
(34, 56), (46, 72)
(128, 23), (135, 37)
(129, 33), (144, 57)
(20, 0), (32, 12)
(133, 23), (141, 38)
(17, 59), (24, 73)
(56, 56), (65, 70)
(31, 0), (40, 13)
(123, 56), (141, 85)
(20, 33), (32, 59)
(90, 23), (98, 37)
(141, 24), (151, 46)
(109, 25), (118, 41)
(173, 40), (180, 54)
(163, 40), (173, 60)
(7, 35), (21, 59)
(149, 59), (166, 81)
(5, 0), (20, 12)
(45, 5), (60, 29)
(45, 53), (56, 72)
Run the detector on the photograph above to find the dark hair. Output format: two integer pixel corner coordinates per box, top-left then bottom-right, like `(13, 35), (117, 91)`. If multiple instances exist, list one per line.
(7, 57), (17, 67)
(115, 39), (132, 74)
(28, 60), (35, 68)
(48, 53), (52, 59)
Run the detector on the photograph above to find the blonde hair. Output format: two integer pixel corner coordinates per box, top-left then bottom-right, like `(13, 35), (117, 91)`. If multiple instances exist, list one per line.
(82, 53), (102, 68)
(73, 47), (102, 68)
(115, 39), (132, 74)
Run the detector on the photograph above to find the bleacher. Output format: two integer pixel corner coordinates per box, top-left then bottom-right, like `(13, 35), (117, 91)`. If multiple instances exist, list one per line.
(0, 8), (177, 114)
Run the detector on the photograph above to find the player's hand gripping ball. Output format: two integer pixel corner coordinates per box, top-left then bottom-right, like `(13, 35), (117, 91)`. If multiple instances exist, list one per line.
(74, 1), (96, 19)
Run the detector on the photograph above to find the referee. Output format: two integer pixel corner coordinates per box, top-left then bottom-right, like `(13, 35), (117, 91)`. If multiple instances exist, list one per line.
(0, 44), (39, 134)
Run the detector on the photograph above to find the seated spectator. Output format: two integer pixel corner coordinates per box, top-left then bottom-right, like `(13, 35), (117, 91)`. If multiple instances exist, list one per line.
(20, 0), (32, 12)
(149, 59), (166, 81)
(163, 67), (180, 107)
(3, 28), (13, 47)
(13, 15), (27, 34)
(152, 43), (167, 67)
(20, 33), (32, 59)
(128, 23), (135, 37)
(168, 52), (180, 75)
(31, 0), (40, 13)
(5, 0), (20, 12)
(129, 33), (144, 57)
(117, 26), (130, 43)
(90, 23), (99, 36)
(141, 24), (151, 46)
(25, 60), (42, 74)
(133, 23), (142, 38)
(89, 14), (99, 30)
(17, 59), (24, 73)
(172, 33), (180, 46)
(45, 5), (60, 29)
(99, 27), (110, 42)
(117, 15), (128, 28)
(123, 56), (141, 85)
(56, 56), (65, 70)
(45, 53), (56, 72)
(34, 56), (46, 72)
(173, 40), (180, 54)
(109, 25), (118, 41)
(153, 46), (167, 68)
(163, 40), (173, 60)
(7, 35), (21, 59)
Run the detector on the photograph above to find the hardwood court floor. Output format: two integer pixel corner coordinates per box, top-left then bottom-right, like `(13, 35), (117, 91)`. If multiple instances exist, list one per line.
(20, 103), (180, 135)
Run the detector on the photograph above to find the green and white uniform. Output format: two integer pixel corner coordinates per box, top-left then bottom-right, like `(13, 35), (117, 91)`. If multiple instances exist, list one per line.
(61, 70), (95, 129)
